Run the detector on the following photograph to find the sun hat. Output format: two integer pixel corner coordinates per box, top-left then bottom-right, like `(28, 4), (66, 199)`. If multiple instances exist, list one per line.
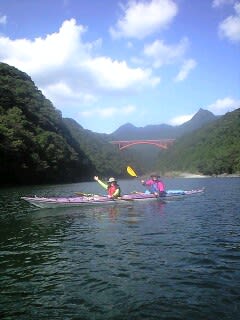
(151, 173), (158, 178)
(108, 177), (116, 183)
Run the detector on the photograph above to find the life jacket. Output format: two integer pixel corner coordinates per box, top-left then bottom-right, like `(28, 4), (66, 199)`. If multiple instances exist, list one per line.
(108, 183), (121, 197)
(146, 180), (165, 193)
(149, 182), (158, 194)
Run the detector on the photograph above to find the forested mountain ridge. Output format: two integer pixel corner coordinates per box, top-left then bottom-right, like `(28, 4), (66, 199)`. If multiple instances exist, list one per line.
(0, 62), (98, 185)
(63, 118), (141, 178)
(107, 108), (219, 173)
(157, 108), (240, 175)
(110, 108), (218, 140)
(0, 62), (136, 185)
(1, 62), (239, 186)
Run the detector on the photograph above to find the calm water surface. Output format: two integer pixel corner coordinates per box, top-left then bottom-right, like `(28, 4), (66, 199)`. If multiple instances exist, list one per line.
(0, 178), (239, 320)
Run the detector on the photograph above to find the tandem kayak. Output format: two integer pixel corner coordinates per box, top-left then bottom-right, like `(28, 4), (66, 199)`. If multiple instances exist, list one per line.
(21, 188), (204, 209)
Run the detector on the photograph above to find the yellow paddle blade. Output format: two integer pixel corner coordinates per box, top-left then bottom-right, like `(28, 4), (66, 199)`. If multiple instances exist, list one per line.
(127, 166), (138, 177)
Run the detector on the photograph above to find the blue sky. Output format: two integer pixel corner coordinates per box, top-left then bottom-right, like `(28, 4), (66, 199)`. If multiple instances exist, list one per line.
(0, 0), (239, 133)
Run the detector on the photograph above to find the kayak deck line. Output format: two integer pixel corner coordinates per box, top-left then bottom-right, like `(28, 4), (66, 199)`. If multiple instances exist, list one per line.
(21, 188), (205, 209)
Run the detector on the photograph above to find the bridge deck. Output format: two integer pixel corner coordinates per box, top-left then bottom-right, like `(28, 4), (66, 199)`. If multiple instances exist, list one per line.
(110, 139), (175, 150)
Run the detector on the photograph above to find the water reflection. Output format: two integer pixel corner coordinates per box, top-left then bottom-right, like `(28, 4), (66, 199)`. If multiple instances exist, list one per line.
(27, 199), (167, 225)
(1, 178), (240, 320)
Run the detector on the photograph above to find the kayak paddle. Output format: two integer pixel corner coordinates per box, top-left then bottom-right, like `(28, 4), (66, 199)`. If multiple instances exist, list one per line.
(127, 166), (138, 177)
(75, 192), (100, 197)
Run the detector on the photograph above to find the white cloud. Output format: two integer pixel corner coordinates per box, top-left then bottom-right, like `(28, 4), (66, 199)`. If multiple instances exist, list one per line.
(0, 19), (89, 74)
(43, 81), (97, 107)
(218, 2), (240, 42)
(206, 97), (240, 114)
(109, 0), (178, 39)
(143, 37), (189, 68)
(84, 56), (160, 89)
(0, 18), (158, 113)
(0, 14), (7, 25)
(212, 0), (235, 8)
(79, 105), (136, 118)
(169, 114), (193, 126)
(174, 59), (197, 82)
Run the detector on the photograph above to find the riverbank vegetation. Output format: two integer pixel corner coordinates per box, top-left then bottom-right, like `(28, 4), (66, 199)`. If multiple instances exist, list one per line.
(157, 108), (240, 176)
(0, 63), (137, 185)
(1, 62), (239, 185)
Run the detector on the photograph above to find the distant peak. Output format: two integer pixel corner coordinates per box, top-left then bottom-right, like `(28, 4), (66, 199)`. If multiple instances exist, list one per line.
(112, 122), (136, 133)
(120, 123), (136, 129)
(191, 108), (215, 120)
(198, 108), (205, 112)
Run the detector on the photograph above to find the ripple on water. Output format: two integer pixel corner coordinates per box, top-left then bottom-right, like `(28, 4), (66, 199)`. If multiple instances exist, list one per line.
(0, 178), (240, 319)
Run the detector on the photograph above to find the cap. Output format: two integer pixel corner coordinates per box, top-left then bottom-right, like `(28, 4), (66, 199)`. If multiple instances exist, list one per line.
(108, 177), (116, 183)
(151, 173), (159, 177)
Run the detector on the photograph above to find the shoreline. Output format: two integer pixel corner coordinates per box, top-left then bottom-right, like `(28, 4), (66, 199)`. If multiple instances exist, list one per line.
(163, 172), (240, 178)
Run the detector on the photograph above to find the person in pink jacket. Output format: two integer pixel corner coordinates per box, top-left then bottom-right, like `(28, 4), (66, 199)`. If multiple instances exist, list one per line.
(141, 173), (166, 197)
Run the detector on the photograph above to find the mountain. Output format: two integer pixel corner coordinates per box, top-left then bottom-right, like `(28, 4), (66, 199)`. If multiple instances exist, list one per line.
(157, 108), (240, 175)
(63, 118), (141, 178)
(0, 62), (96, 185)
(107, 109), (219, 173)
(178, 108), (219, 134)
(111, 123), (174, 140)
(110, 108), (218, 140)
(0, 62), (134, 185)
(1, 62), (238, 185)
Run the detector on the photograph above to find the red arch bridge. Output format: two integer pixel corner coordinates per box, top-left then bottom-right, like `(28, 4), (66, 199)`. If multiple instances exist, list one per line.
(110, 139), (175, 150)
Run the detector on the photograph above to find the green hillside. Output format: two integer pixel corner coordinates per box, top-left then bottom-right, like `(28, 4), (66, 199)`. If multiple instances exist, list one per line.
(1, 62), (239, 185)
(63, 118), (141, 177)
(157, 108), (240, 175)
(0, 63), (136, 185)
(0, 63), (97, 184)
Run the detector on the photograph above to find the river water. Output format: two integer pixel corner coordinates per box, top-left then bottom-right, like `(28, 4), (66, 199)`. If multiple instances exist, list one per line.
(0, 177), (239, 320)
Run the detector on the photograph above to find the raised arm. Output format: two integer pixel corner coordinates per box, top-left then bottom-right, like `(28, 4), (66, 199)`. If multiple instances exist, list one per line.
(94, 176), (108, 190)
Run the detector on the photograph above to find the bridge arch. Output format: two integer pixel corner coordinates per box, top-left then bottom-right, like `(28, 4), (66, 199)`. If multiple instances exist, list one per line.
(110, 139), (175, 150)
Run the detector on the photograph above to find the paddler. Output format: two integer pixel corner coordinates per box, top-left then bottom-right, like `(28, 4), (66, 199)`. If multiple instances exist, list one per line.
(141, 173), (166, 197)
(94, 176), (121, 199)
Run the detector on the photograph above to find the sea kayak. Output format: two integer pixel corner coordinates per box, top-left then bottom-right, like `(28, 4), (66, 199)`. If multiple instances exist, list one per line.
(21, 188), (204, 209)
